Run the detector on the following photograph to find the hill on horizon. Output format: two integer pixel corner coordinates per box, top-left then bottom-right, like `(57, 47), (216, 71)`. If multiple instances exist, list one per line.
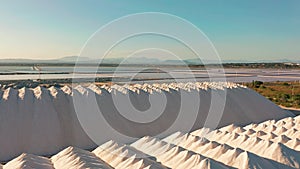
(0, 56), (299, 65)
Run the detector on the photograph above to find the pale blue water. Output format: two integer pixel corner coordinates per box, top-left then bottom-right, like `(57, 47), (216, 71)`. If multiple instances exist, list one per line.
(0, 66), (299, 82)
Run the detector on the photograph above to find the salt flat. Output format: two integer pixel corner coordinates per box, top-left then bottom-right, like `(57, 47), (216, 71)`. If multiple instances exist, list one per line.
(0, 68), (300, 82)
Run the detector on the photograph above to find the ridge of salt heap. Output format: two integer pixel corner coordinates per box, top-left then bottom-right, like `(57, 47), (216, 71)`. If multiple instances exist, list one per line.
(190, 127), (212, 137)
(272, 135), (291, 143)
(232, 127), (246, 134)
(18, 87), (26, 100)
(294, 116), (300, 123)
(283, 121), (296, 129)
(110, 84), (128, 94)
(274, 126), (288, 135)
(87, 84), (102, 95)
(219, 124), (239, 133)
(244, 123), (258, 130)
(175, 154), (203, 169)
(60, 85), (72, 95)
(48, 86), (58, 98)
(101, 84), (113, 93)
(123, 84), (139, 93)
(51, 146), (112, 169)
(260, 132), (277, 140)
(193, 124), (300, 168)
(243, 129), (256, 136)
(192, 158), (230, 169)
(32, 86), (42, 99)
(286, 138), (300, 151)
(2, 115), (300, 169)
(131, 136), (231, 169)
(254, 130), (267, 137)
(74, 85), (88, 95)
(285, 128), (299, 138)
(234, 151), (291, 169)
(93, 140), (167, 169)
(2, 87), (10, 100)
(4, 153), (54, 169)
(167, 131), (285, 169)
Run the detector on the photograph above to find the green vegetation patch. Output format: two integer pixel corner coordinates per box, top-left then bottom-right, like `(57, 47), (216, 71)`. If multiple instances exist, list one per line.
(245, 81), (300, 108)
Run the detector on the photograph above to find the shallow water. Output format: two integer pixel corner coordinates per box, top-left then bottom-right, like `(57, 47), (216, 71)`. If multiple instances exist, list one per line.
(0, 66), (299, 82)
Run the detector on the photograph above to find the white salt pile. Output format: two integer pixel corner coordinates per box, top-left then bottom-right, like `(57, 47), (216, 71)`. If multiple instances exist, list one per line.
(0, 82), (296, 168)
(1, 116), (300, 169)
(1, 115), (299, 169)
(0, 82), (292, 161)
(192, 115), (300, 168)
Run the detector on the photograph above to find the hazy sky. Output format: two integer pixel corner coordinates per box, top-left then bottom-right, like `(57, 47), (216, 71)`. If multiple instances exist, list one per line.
(1, 0), (300, 61)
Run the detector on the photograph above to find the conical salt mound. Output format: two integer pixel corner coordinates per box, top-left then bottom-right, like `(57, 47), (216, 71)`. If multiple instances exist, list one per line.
(93, 140), (167, 169)
(164, 131), (209, 149)
(243, 129), (256, 135)
(163, 132), (187, 145)
(232, 127), (246, 134)
(274, 127), (288, 135)
(275, 121), (286, 127)
(2, 115), (300, 169)
(51, 146), (112, 169)
(114, 156), (142, 169)
(190, 127), (211, 137)
(4, 153), (54, 169)
(294, 116), (300, 123)
(283, 122), (295, 129)
(193, 158), (230, 169)
(286, 138), (300, 151)
(204, 144), (234, 159)
(219, 124), (239, 133)
(195, 122), (300, 168)
(163, 131), (282, 169)
(244, 123), (258, 130)
(257, 130), (267, 136)
(264, 125), (278, 133)
(236, 151), (292, 169)
(131, 135), (232, 168)
(231, 135), (250, 145)
(216, 148), (244, 167)
(176, 154), (203, 169)
(266, 143), (300, 168)
(272, 135), (291, 143)
(260, 132), (277, 140)
(284, 128), (298, 138)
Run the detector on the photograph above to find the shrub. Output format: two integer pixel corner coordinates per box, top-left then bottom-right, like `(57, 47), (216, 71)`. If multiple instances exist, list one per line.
(253, 81), (263, 88)
(283, 82), (290, 86)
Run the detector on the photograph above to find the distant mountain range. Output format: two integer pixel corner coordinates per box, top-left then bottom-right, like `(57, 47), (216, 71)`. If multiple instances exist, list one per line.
(0, 56), (299, 65)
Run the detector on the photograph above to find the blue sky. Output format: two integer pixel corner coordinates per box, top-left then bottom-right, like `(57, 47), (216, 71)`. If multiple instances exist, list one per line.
(1, 0), (299, 61)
